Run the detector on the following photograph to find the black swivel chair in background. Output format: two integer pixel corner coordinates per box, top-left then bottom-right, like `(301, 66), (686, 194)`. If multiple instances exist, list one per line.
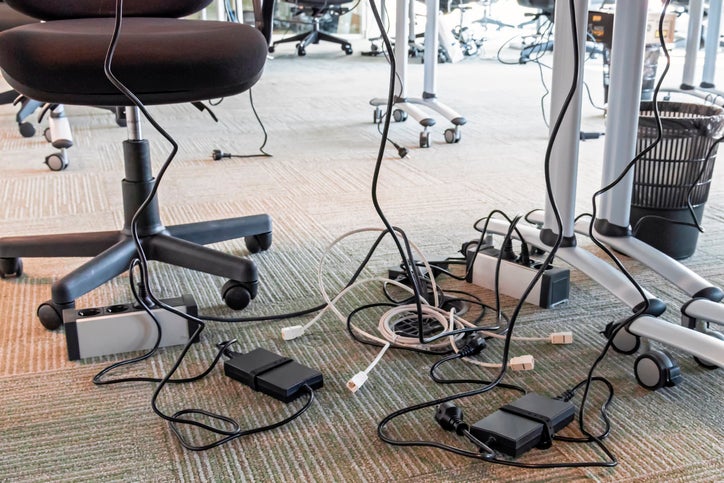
(0, 0), (273, 329)
(270, 0), (354, 56)
(517, 0), (555, 63)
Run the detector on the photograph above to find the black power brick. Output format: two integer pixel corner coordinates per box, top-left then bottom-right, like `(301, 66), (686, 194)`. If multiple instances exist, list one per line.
(469, 393), (575, 457)
(224, 348), (323, 403)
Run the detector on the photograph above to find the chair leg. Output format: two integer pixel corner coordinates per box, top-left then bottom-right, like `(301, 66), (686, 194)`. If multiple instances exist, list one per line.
(0, 90), (17, 104)
(147, 233), (258, 285)
(316, 31), (352, 48)
(166, 214), (271, 246)
(50, 239), (139, 304)
(15, 96), (43, 137)
(0, 231), (120, 258)
(272, 30), (316, 48)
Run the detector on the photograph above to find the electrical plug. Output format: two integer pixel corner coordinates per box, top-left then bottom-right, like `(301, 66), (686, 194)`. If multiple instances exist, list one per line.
(458, 335), (487, 357)
(281, 325), (305, 340)
(435, 402), (469, 435)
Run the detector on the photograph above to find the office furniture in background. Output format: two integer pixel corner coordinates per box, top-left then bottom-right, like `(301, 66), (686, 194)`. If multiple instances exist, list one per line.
(485, 0), (724, 388)
(0, 0), (273, 329)
(370, 0), (467, 147)
(270, 0), (354, 56)
(0, 0), (43, 138)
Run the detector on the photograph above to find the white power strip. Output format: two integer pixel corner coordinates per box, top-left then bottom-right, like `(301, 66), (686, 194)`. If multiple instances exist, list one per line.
(63, 295), (199, 360)
(466, 244), (570, 308)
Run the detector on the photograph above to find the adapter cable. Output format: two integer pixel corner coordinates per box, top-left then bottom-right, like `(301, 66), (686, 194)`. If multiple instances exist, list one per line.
(152, 340), (320, 451)
(210, 89), (272, 160)
(212, 148), (272, 160)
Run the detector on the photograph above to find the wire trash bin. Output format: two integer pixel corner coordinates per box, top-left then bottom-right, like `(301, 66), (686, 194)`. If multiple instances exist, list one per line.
(631, 101), (724, 259)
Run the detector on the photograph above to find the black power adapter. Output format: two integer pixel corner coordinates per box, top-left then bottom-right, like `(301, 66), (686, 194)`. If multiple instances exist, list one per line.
(469, 393), (575, 458)
(223, 348), (323, 403)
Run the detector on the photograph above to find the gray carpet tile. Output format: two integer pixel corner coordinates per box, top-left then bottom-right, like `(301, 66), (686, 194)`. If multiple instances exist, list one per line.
(1, 8), (724, 480)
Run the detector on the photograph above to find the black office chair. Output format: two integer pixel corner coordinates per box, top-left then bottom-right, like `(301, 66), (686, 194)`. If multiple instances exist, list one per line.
(0, 0), (44, 137)
(270, 0), (354, 56)
(0, 0), (273, 329)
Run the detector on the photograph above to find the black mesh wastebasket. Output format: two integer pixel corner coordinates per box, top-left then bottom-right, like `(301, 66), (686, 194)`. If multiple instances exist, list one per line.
(631, 101), (724, 259)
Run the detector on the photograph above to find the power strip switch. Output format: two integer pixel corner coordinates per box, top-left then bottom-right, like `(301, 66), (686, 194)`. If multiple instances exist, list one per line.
(63, 295), (199, 360)
(469, 393), (575, 457)
(465, 243), (570, 308)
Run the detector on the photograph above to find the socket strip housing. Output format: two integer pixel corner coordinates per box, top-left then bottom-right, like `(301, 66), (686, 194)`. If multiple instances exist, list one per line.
(465, 243), (570, 308)
(63, 295), (199, 360)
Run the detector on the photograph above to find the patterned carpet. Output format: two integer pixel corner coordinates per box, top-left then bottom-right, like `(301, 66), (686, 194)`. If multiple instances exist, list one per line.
(1, 15), (723, 482)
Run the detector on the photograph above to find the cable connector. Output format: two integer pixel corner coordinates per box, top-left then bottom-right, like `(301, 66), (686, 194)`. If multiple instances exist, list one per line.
(346, 372), (368, 393)
(346, 342), (391, 394)
(549, 331), (573, 344)
(556, 389), (576, 402)
(509, 355), (535, 371)
(458, 335), (487, 357)
(281, 325), (305, 341)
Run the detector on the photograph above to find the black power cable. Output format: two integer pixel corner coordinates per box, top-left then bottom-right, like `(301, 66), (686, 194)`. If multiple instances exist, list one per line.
(93, 0), (319, 451)
(374, 0), (621, 470)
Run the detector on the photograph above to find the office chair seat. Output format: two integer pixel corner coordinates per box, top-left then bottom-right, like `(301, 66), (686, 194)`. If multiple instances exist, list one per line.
(0, 1), (36, 105)
(0, 18), (267, 106)
(0, 6), (274, 331)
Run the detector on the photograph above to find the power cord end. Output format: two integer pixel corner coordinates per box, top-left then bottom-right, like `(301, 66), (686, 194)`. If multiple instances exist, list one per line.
(550, 331), (573, 344)
(281, 325), (305, 341)
(509, 355), (535, 371)
(346, 372), (368, 393)
(459, 335), (487, 357)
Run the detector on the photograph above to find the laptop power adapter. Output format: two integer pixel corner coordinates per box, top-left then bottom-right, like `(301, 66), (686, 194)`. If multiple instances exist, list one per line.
(469, 393), (575, 458)
(223, 348), (324, 403)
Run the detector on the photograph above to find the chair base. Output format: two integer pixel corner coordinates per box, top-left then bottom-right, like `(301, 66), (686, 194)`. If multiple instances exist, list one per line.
(0, 138), (272, 329)
(270, 18), (352, 56)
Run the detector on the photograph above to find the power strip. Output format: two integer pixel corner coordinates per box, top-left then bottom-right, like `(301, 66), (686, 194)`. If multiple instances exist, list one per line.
(63, 295), (199, 360)
(465, 243), (570, 308)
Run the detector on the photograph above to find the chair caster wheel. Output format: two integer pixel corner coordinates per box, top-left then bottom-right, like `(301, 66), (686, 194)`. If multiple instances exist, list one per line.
(343, 44), (353, 55)
(269, 45), (275, 53)
(373, 107), (383, 124)
(37, 300), (74, 331)
(0, 257), (23, 279)
(222, 280), (258, 311)
(297, 46), (306, 56)
(444, 127), (461, 144)
(603, 320), (640, 355)
(634, 350), (682, 390)
(45, 152), (69, 171)
(419, 131), (430, 148)
(245, 232), (272, 254)
(19, 122), (35, 138)
(392, 109), (407, 122)
(693, 330), (723, 369)
(44, 127), (52, 143)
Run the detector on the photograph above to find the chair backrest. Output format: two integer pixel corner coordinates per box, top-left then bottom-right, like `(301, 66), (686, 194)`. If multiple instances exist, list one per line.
(4, 0), (213, 20)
